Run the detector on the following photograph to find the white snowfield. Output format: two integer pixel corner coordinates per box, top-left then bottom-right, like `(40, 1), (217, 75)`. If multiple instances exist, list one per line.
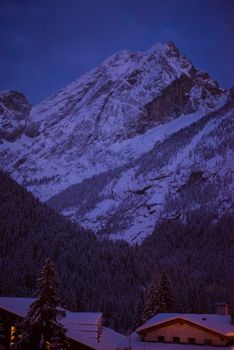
(0, 41), (233, 242)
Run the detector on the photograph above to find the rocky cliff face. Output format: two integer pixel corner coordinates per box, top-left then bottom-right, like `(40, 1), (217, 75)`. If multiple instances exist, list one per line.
(137, 70), (220, 134)
(0, 91), (31, 142)
(0, 42), (233, 242)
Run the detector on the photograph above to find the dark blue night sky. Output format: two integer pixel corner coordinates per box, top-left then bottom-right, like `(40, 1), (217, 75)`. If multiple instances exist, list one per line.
(1, 0), (233, 105)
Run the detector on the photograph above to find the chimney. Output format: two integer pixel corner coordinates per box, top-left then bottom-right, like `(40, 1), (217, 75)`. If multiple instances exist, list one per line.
(215, 302), (229, 315)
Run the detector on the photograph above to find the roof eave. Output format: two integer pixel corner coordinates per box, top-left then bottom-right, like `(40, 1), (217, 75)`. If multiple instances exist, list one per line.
(137, 317), (229, 339)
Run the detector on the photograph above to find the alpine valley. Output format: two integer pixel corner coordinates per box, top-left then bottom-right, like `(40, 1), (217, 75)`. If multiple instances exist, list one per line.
(0, 42), (233, 243)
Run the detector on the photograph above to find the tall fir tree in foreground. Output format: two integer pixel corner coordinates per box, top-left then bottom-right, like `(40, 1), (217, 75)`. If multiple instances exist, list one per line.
(15, 258), (68, 350)
(142, 271), (173, 323)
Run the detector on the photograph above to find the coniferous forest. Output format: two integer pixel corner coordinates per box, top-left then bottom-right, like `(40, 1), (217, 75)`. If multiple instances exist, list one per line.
(1, 169), (234, 333)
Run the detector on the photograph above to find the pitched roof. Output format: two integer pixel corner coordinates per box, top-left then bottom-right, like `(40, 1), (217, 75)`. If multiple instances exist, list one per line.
(0, 297), (125, 350)
(137, 313), (234, 337)
(0, 297), (35, 318)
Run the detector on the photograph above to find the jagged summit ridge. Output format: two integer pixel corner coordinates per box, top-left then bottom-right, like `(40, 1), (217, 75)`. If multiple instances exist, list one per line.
(0, 42), (232, 242)
(22, 41), (221, 153)
(27, 41), (194, 139)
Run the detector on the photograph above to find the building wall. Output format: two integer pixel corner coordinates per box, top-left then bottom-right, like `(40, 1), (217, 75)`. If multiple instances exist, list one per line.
(0, 317), (11, 350)
(143, 322), (227, 346)
(69, 338), (95, 350)
(0, 315), (93, 350)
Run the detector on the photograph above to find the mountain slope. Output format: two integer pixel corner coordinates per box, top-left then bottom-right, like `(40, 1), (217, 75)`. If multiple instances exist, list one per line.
(48, 96), (234, 241)
(0, 170), (141, 331)
(0, 42), (233, 242)
(1, 170), (234, 332)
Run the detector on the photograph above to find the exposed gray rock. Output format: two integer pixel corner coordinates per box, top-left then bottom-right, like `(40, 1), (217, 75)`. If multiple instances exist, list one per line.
(0, 90), (31, 142)
(0, 42), (233, 242)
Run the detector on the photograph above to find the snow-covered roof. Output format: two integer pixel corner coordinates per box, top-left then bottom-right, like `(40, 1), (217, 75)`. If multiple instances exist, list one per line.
(137, 313), (234, 337)
(0, 297), (35, 318)
(65, 322), (124, 350)
(64, 310), (102, 325)
(0, 297), (125, 350)
(118, 332), (234, 350)
(59, 317), (125, 350)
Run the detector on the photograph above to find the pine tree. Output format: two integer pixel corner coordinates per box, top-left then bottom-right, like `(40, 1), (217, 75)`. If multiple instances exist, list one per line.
(159, 271), (173, 312)
(15, 258), (68, 350)
(141, 277), (160, 323)
(141, 271), (173, 323)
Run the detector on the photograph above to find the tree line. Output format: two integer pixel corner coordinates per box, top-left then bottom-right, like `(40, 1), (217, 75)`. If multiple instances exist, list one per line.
(0, 170), (233, 333)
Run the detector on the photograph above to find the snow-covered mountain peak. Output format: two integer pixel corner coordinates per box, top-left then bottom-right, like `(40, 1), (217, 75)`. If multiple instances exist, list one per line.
(0, 42), (233, 243)
(25, 42), (214, 143)
(145, 40), (179, 56)
(102, 49), (139, 67)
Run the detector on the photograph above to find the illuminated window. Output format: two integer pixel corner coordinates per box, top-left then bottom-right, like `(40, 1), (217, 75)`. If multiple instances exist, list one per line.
(10, 326), (16, 350)
(173, 337), (180, 343)
(158, 336), (165, 342)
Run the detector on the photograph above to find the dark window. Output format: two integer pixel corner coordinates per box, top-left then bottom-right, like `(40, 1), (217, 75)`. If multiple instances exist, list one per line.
(158, 336), (165, 343)
(173, 337), (180, 343)
(205, 339), (212, 345)
(188, 338), (196, 344)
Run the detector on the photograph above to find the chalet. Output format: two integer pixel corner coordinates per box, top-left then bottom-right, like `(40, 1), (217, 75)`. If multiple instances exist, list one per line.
(0, 297), (125, 350)
(118, 304), (234, 350)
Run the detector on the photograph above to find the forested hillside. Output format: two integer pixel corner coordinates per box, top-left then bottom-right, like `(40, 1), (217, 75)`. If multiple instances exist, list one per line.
(0, 170), (233, 332)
